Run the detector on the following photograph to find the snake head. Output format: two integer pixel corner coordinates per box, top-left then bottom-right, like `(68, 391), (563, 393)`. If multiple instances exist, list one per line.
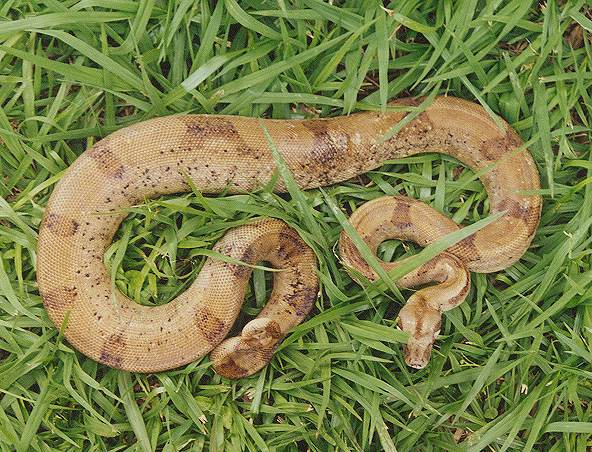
(210, 318), (283, 379)
(398, 297), (442, 369)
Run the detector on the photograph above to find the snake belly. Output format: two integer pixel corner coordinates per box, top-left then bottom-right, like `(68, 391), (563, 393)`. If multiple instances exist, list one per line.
(37, 96), (541, 377)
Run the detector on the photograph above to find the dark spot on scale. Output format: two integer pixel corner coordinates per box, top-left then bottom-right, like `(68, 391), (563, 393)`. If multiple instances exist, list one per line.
(397, 221), (413, 231)
(497, 198), (532, 221)
(285, 286), (318, 317)
(106, 332), (126, 348)
(480, 129), (523, 161)
(276, 232), (306, 261)
(214, 358), (249, 379)
(87, 143), (126, 179)
(42, 213), (79, 237)
(183, 117), (239, 141)
(454, 234), (482, 260)
(395, 112), (434, 142)
(497, 198), (538, 236)
(395, 97), (424, 108)
(42, 286), (77, 310)
(194, 307), (227, 345)
(302, 120), (349, 166)
(99, 350), (123, 368)
(230, 262), (251, 279)
(390, 199), (412, 223)
(98, 331), (127, 368)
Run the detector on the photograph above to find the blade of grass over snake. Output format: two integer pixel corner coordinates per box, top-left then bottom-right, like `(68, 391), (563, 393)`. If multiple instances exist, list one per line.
(384, 211), (506, 283)
(377, 85), (440, 144)
(340, 206), (505, 294)
(322, 189), (402, 298)
(260, 120), (328, 250)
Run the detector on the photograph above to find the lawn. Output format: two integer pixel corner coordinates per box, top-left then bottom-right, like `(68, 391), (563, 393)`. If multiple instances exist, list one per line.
(1, 0), (592, 450)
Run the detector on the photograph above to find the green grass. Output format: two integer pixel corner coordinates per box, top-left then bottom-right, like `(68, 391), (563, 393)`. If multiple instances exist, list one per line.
(1, 0), (592, 450)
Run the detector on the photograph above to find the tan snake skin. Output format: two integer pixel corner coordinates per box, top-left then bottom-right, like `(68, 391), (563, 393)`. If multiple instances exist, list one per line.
(37, 96), (541, 377)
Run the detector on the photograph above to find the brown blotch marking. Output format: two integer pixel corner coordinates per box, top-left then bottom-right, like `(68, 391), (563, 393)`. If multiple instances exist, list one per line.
(408, 295), (428, 337)
(391, 199), (412, 224)
(214, 357), (249, 379)
(432, 318), (442, 335)
(184, 117), (238, 138)
(340, 235), (375, 281)
(42, 213), (79, 237)
(497, 197), (538, 236)
(414, 317), (424, 339)
(183, 117), (256, 156)
(387, 97), (434, 142)
(446, 266), (471, 307)
(448, 282), (470, 307)
(264, 320), (282, 339)
(480, 128), (523, 161)
(261, 347), (275, 363)
(303, 120), (350, 166)
(285, 286), (318, 316)
(239, 245), (257, 264)
(453, 234), (482, 261)
(99, 350), (123, 368)
(99, 332), (126, 368)
(395, 97), (424, 108)
(42, 286), (77, 310)
(412, 313), (441, 339)
(231, 245), (258, 278)
(497, 197), (534, 221)
(194, 307), (227, 345)
(277, 232), (307, 262)
(87, 144), (126, 179)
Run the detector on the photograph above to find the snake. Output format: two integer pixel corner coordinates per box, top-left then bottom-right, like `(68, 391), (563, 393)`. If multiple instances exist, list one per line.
(37, 96), (541, 378)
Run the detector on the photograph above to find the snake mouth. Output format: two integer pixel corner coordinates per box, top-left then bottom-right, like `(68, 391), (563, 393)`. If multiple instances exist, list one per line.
(403, 336), (435, 369)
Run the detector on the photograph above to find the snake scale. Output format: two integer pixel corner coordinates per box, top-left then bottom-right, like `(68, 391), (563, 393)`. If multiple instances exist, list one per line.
(37, 96), (541, 378)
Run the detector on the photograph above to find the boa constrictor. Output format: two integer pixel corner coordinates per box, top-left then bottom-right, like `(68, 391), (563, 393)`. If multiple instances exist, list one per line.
(37, 96), (541, 378)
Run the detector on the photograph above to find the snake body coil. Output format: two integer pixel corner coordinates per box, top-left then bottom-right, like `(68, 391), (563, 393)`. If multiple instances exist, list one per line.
(37, 97), (541, 377)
